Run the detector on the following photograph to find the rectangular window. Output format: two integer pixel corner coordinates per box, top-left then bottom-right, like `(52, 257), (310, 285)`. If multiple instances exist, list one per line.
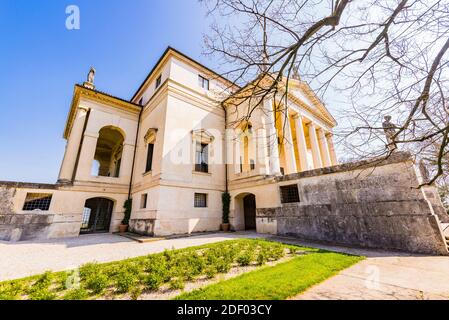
(198, 75), (210, 90)
(146, 143), (154, 173)
(250, 159), (255, 171)
(22, 193), (53, 211)
(141, 194), (148, 209)
(155, 75), (162, 89)
(194, 193), (207, 208)
(195, 142), (209, 173)
(280, 185), (300, 204)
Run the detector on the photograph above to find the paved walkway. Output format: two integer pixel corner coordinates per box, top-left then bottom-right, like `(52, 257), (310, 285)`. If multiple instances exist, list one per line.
(1, 233), (448, 300)
(0, 232), (262, 281)
(278, 238), (449, 300)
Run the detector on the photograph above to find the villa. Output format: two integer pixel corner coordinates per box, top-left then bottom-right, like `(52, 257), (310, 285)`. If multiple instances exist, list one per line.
(0, 47), (447, 256)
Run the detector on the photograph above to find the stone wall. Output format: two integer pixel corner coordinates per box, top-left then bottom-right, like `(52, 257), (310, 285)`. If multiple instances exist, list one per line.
(0, 214), (54, 241)
(129, 218), (155, 236)
(258, 153), (449, 255)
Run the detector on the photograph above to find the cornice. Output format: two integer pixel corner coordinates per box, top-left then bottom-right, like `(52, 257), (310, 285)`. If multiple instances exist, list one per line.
(132, 47), (239, 103)
(63, 85), (141, 139)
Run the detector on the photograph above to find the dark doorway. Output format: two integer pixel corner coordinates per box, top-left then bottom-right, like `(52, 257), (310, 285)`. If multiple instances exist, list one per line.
(81, 198), (114, 234)
(243, 194), (257, 230)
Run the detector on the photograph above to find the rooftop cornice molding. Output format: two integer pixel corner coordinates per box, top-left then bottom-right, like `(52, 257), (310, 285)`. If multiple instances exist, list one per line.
(223, 74), (337, 128)
(63, 85), (141, 139)
(132, 47), (239, 103)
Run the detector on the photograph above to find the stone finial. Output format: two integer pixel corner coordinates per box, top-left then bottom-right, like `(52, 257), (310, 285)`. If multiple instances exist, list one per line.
(292, 67), (301, 81)
(83, 66), (96, 89)
(382, 115), (398, 151)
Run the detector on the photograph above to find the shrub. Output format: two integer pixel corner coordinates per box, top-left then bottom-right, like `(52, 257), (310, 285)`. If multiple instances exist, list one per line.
(79, 263), (100, 279)
(205, 266), (218, 279)
(28, 272), (56, 300)
(237, 252), (253, 266)
(169, 278), (185, 291)
(63, 288), (89, 300)
(215, 258), (232, 273)
(0, 281), (25, 300)
(268, 245), (285, 261)
(144, 255), (170, 282)
(144, 273), (163, 291)
(222, 192), (231, 224)
(257, 252), (269, 266)
(130, 287), (142, 300)
(115, 271), (139, 293)
(84, 273), (109, 294)
(122, 199), (132, 225)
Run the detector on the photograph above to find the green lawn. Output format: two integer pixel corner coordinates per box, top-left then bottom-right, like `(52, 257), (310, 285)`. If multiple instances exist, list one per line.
(176, 251), (363, 300)
(0, 239), (363, 300)
(0, 239), (310, 300)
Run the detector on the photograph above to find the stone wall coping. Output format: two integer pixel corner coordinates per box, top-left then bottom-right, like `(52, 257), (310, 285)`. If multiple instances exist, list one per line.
(0, 181), (58, 190)
(276, 151), (413, 182)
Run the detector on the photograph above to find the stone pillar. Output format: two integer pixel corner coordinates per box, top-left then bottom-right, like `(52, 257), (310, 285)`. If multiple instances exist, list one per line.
(58, 107), (88, 183)
(119, 143), (135, 182)
(307, 122), (322, 169)
(318, 128), (332, 167)
(75, 132), (99, 181)
(293, 114), (310, 171)
(234, 131), (242, 175)
(263, 98), (281, 175)
(280, 108), (297, 174)
(326, 133), (338, 165)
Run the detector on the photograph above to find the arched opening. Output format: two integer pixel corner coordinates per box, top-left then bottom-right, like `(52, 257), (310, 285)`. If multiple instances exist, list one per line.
(238, 122), (255, 173)
(243, 194), (256, 230)
(233, 193), (257, 231)
(92, 126), (125, 177)
(80, 198), (114, 234)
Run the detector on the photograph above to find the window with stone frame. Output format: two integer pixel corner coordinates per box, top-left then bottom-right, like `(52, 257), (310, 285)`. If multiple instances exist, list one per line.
(198, 75), (210, 90)
(280, 184), (300, 203)
(155, 74), (162, 89)
(144, 128), (158, 174)
(192, 130), (214, 174)
(22, 193), (53, 211)
(195, 142), (209, 173)
(194, 193), (207, 208)
(141, 194), (148, 209)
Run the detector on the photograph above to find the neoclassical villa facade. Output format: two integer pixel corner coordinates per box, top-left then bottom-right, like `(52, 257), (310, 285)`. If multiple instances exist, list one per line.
(1, 47), (448, 255)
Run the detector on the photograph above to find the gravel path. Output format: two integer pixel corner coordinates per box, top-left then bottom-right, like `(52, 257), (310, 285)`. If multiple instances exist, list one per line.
(0, 232), (262, 281)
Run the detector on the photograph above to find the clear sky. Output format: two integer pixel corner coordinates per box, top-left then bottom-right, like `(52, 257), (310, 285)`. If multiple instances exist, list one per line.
(0, 0), (212, 183)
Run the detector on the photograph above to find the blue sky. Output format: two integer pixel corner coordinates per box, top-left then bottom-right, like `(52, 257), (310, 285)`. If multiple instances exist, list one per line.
(0, 0), (211, 183)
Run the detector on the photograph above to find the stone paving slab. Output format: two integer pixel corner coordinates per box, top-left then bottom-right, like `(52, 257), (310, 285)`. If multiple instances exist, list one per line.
(276, 237), (449, 300)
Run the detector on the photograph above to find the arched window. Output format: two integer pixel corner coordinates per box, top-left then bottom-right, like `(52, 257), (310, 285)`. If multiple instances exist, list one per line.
(239, 122), (255, 173)
(144, 128), (158, 173)
(92, 126), (125, 178)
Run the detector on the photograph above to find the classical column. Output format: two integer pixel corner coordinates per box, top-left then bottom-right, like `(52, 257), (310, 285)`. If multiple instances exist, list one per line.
(58, 107), (88, 183)
(326, 133), (338, 165)
(318, 128), (332, 167)
(293, 114), (310, 171)
(280, 108), (297, 174)
(307, 122), (322, 169)
(75, 132), (99, 181)
(119, 142), (136, 183)
(263, 98), (281, 175)
(234, 131), (242, 175)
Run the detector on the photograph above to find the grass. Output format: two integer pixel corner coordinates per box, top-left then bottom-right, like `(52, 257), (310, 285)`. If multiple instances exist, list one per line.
(175, 251), (364, 300)
(0, 239), (311, 300)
